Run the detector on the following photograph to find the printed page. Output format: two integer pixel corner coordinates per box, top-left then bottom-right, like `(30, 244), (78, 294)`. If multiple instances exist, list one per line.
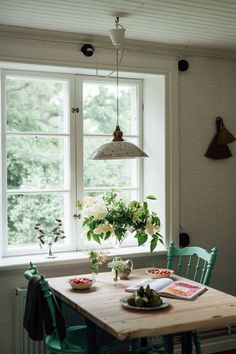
(125, 277), (174, 293)
(159, 281), (207, 300)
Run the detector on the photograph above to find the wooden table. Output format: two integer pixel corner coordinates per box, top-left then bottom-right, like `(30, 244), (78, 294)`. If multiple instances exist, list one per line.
(48, 268), (236, 354)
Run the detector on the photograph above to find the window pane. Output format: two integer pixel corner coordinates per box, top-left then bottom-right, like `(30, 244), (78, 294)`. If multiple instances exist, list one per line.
(7, 136), (68, 190)
(84, 190), (139, 201)
(84, 137), (138, 188)
(7, 193), (66, 245)
(6, 76), (68, 133)
(83, 82), (138, 135)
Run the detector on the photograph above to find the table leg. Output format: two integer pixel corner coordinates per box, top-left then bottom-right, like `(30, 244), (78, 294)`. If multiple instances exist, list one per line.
(181, 331), (192, 354)
(165, 334), (174, 354)
(140, 337), (149, 353)
(85, 318), (97, 354)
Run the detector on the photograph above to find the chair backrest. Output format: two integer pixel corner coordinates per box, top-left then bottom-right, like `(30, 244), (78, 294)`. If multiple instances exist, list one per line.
(166, 242), (217, 285)
(24, 262), (57, 328)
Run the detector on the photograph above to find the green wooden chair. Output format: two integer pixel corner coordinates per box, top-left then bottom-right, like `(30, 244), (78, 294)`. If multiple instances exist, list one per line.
(166, 242), (217, 354)
(24, 263), (115, 354)
(167, 242), (217, 286)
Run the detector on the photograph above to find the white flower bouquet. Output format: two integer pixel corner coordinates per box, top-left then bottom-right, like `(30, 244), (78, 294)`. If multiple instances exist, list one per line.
(75, 191), (163, 252)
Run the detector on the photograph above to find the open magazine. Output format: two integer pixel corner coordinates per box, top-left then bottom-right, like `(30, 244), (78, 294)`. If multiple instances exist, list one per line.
(125, 278), (207, 300)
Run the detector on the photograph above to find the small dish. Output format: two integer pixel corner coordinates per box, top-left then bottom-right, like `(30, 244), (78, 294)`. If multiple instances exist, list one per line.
(146, 268), (174, 279)
(69, 277), (93, 290)
(120, 296), (170, 311)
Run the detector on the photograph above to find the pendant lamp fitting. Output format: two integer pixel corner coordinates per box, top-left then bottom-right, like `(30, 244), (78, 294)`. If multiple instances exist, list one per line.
(113, 125), (124, 141)
(109, 17), (126, 46)
(89, 17), (148, 160)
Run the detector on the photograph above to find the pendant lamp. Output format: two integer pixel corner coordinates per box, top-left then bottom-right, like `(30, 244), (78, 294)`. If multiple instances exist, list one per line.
(90, 18), (148, 160)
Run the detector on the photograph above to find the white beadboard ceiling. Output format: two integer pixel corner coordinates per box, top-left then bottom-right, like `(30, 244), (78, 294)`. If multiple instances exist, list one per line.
(0, 0), (236, 52)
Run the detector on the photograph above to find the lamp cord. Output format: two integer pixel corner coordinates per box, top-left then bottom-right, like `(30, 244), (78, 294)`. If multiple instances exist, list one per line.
(116, 46), (119, 127)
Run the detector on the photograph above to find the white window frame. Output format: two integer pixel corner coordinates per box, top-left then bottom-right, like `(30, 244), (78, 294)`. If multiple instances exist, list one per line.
(0, 62), (178, 258)
(1, 69), (77, 256)
(76, 75), (144, 250)
(81, 76), (143, 198)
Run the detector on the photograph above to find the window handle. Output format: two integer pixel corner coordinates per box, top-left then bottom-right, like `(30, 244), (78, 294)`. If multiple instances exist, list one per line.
(71, 107), (79, 113)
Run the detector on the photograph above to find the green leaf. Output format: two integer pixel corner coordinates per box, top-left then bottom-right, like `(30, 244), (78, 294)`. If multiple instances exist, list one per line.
(92, 234), (101, 244)
(87, 230), (92, 241)
(146, 194), (157, 200)
(114, 229), (123, 242)
(136, 233), (148, 246)
(159, 238), (164, 245)
(83, 219), (88, 226)
(128, 200), (139, 208)
(104, 231), (111, 240)
(150, 238), (158, 252)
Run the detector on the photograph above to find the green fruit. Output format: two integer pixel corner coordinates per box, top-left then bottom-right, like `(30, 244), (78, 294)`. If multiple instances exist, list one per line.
(149, 297), (163, 307)
(137, 286), (145, 297)
(145, 284), (151, 293)
(146, 288), (157, 299)
(142, 296), (149, 306)
(127, 296), (136, 306)
(135, 295), (145, 307)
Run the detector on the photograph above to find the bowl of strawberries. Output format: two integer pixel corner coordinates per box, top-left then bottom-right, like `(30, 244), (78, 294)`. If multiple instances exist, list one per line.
(69, 277), (93, 290)
(146, 268), (174, 279)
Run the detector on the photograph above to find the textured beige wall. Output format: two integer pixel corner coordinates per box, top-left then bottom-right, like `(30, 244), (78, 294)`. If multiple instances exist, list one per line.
(179, 56), (236, 293)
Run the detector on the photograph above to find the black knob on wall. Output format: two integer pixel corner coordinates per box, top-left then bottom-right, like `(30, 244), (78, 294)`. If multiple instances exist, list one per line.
(179, 233), (190, 247)
(178, 59), (189, 72)
(81, 44), (94, 57)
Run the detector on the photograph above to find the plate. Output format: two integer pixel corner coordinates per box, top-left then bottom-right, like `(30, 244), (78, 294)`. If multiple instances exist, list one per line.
(120, 296), (170, 311)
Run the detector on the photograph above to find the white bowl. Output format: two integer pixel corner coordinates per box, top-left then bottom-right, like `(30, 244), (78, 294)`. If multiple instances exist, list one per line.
(146, 268), (174, 279)
(69, 277), (93, 290)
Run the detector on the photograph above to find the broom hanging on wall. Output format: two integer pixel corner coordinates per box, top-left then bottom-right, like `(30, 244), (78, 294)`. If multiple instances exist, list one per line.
(205, 117), (235, 159)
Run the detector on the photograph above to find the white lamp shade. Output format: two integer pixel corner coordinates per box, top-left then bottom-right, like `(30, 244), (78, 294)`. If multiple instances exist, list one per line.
(109, 28), (126, 46)
(89, 141), (148, 160)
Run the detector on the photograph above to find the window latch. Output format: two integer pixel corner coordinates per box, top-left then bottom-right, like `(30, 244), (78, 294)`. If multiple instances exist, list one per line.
(71, 107), (79, 113)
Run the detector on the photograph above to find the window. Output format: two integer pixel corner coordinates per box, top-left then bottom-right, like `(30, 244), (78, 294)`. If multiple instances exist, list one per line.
(1, 69), (149, 256)
(83, 78), (142, 200)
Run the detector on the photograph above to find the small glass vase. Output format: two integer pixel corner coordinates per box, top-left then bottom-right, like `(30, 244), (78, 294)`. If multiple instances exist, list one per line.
(113, 269), (120, 286)
(91, 263), (99, 281)
(46, 242), (56, 258)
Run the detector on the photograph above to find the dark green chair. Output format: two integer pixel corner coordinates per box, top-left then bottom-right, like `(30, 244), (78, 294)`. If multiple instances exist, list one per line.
(24, 263), (115, 354)
(166, 242), (217, 354)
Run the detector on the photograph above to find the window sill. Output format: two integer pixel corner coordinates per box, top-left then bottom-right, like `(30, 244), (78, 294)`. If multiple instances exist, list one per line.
(0, 245), (167, 272)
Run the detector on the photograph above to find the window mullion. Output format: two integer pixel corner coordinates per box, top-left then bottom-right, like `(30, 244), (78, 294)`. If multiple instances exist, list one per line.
(75, 75), (84, 250)
(1, 70), (8, 257)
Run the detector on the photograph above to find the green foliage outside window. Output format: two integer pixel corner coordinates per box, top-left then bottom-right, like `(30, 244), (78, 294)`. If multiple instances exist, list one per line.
(6, 77), (137, 247)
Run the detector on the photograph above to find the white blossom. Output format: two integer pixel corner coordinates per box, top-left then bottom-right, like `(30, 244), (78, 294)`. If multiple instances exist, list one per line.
(84, 205), (107, 220)
(145, 218), (155, 235)
(94, 224), (113, 235)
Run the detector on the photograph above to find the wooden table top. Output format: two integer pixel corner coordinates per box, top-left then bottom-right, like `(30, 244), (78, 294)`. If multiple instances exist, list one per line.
(48, 268), (236, 340)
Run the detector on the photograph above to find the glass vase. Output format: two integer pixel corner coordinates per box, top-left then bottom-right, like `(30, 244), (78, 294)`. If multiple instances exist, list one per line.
(113, 269), (120, 286)
(46, 242), (56, 258)
(91, 263), (99, 281)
